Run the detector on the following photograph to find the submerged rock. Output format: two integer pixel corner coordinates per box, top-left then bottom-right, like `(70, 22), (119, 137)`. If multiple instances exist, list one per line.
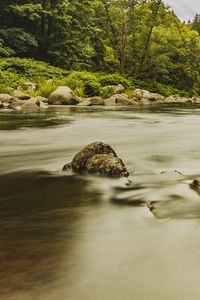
(67, 142), (129, 177)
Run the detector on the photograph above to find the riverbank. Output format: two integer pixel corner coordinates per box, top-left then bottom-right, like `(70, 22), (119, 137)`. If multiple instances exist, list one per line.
(1, 85), (200, 114)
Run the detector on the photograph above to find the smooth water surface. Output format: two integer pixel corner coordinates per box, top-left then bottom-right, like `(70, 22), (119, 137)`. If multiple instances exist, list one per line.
(1, 105), (200, 300)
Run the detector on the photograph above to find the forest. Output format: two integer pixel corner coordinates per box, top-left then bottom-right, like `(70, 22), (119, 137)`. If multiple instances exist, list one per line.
(1, 0), (200, 96)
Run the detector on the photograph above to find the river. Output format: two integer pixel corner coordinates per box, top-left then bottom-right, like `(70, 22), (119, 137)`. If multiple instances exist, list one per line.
(1, 105), (200, 300)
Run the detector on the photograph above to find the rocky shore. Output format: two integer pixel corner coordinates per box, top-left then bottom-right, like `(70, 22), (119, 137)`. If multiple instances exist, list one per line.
(1, 82), (200, 113)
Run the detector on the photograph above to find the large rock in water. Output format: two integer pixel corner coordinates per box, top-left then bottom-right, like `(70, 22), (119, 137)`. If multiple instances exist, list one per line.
(48, 86), (79, 105)
(70, 142), (129, 177)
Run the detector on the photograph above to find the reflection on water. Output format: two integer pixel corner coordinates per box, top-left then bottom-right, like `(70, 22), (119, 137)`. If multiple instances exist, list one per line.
(1, 105), (200, 299)
(0, 110), (73, 130)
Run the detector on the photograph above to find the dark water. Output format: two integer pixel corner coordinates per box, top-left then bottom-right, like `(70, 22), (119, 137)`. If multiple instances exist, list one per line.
(1, 105), (200, 300)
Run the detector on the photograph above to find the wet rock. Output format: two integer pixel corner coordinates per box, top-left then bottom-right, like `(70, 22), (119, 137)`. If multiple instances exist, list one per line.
(190, 179), (200, 193)
(85, 154), (128, 177)
(12, 90), (30, 100)
(62, 162), (72, 171)
(104, 94), (137, 106)
(21, 102), (39, 113)
(87, 96), (104, 106)
(148, 198), (200, 219)
(77, 99), (92, 106)
(48, 86), (79, 105)
(70, 141), (129, 177)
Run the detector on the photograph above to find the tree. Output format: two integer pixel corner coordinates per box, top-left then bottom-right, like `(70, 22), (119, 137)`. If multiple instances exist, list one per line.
(191, 14), (200, 35)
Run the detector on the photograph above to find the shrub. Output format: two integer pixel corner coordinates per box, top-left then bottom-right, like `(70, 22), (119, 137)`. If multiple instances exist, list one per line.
(99, 73), (131, 89)
(65, 71), (101, 96)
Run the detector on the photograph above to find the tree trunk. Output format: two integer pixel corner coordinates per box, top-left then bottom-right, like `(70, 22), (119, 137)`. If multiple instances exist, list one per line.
(137, 0), (162, 77)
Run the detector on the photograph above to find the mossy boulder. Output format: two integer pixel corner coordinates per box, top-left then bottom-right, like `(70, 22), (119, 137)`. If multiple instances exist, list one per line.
(67, 142), (129, 177)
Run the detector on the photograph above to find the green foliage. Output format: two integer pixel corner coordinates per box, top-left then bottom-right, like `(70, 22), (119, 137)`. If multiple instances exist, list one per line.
(0, 57), (67, 94)
(0, 57), (68, 79)
(65, 72), (102, 97)
(191, 14), (200, 35)
(141, 81), (190, 97)
(0, 28), (37, 57)
(1, 1), (200, 96)
(99, 73), (131, 88)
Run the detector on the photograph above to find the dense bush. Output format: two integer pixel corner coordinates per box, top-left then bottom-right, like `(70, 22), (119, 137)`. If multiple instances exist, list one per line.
(99, 74), (131, 89)
(64, 72), (102, 97)
(0, 57), (68, 80)
(141, 81), (190, 97)
(0, 57), (194, 98)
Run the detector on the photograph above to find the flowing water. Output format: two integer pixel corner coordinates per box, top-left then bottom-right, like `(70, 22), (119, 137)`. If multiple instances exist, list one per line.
(1, 105), (200, 300)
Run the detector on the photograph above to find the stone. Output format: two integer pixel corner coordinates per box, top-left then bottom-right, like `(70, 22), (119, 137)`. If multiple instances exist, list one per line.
(22, 82), (38, 92)
(115, 84), (125, 93)
(164, 96), (176, 103)
(0, 94), (16, 103)
(85, 154), (128, 177)
(133, 89), (164, 102)
(103, 84), (125, 95)
(70, 141), (129, 177)
(133, 89), (143, 100)
(2, 102), (10, 109)
(34, 96), (48, 103)
(48, 86), (79, 105)
(77, 99), (92, 106)
(9, 99), (25, 109)
(12, 90), (30, 100)
(104, 94), (137, 106)
(139, 98), (153, 105)
(21, 102), (39, 113)
(87, 96), (104, 105)
(15, 106), (22, 111)
(104, 97), (117, 106)
(26, 97), (47, 108)
(142, 90), (154, 99)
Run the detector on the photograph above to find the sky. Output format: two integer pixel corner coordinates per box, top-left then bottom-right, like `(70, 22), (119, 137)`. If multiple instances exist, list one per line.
(165, 0), (200, 21)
